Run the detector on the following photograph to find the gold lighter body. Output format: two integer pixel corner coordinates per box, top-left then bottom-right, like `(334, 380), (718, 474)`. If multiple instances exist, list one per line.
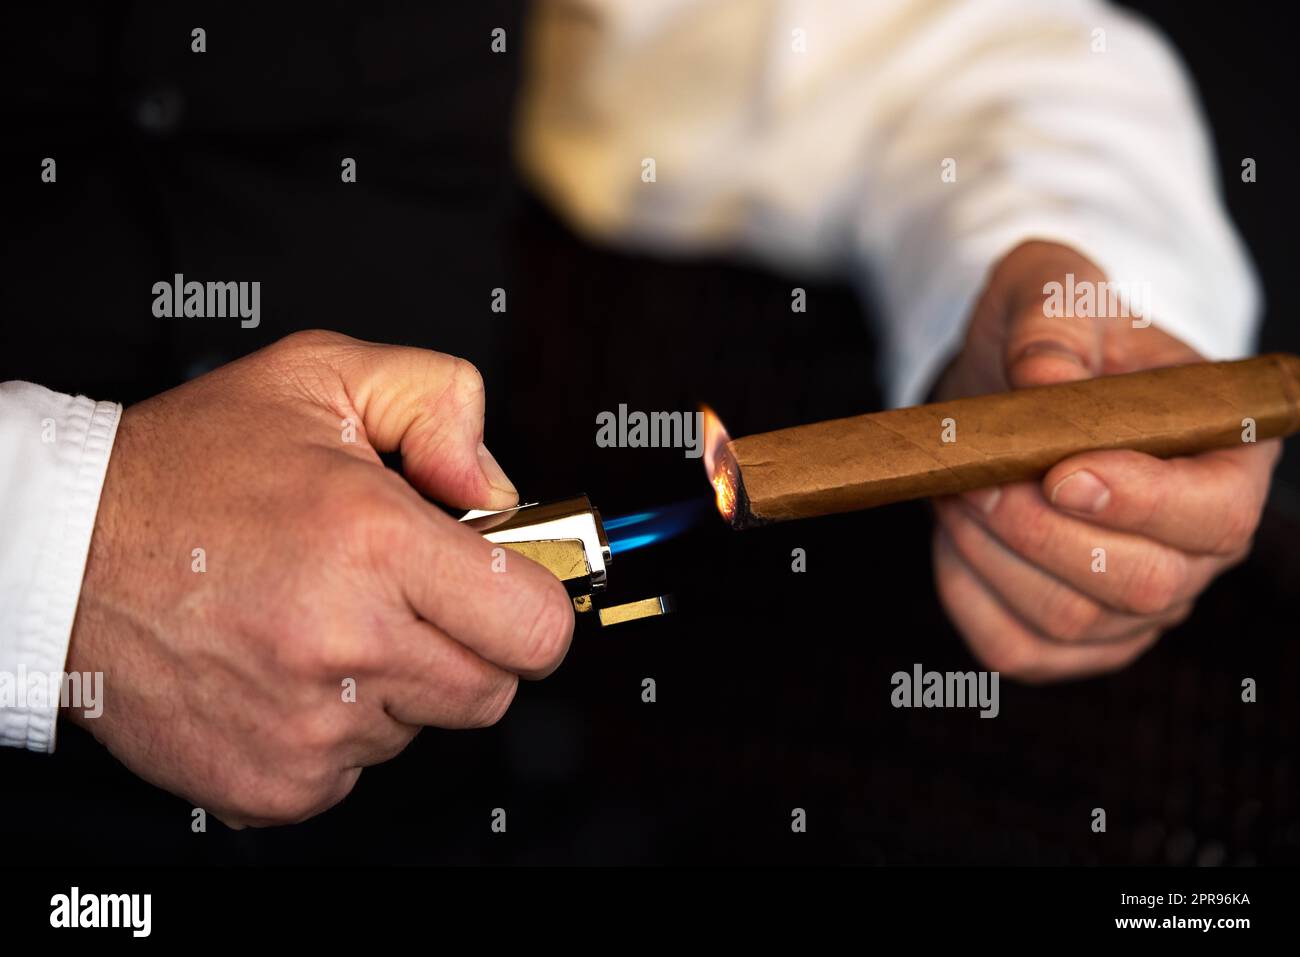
(460, 495), (672, 627)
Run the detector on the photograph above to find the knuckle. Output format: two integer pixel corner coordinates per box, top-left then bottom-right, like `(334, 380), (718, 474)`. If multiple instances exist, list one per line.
(233, 780), (327, 826)
(315, 477), (409, 562)
(1221, 542), (1254, 571)
(261, 789), (327, 826)
(469, 674), (519, 729)
(942, 507), (982, 557)
(264, 610), (329, 676)
(1165, 603), (1194, 628)
(302, 637), (352, 679)
(317, 476), (384, 532)
(1127, 472), (1165, 535)
(276, 328), (349, 354)
(450, 357), (485, 396)
(998, 495), (1053, 559)
(1118, 632), (1159, 668)
(284, 708), (350, 754)
(1045, 592), (1105, 643)
(279, 623), (378, 681)
(1212, 503), (1258, 556)
(975, 636), (1038, 679)
(431, 356), (485, 416)
(1120, 550), (1185, 616)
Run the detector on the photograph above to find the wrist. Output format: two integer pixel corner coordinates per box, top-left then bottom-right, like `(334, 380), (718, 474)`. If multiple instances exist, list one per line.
(64, 405), (140, 728)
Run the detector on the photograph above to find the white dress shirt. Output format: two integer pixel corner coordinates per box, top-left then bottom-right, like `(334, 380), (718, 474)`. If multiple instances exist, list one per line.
(0, 0), (1256, 752)
(516, 0), (1258, 405)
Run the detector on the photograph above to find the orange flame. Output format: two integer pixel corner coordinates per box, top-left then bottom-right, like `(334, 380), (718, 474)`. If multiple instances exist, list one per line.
(700, 404), (737, 523)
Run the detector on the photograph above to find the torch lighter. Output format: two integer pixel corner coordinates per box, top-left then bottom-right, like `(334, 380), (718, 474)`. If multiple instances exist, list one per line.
(460, 495), (674, 627)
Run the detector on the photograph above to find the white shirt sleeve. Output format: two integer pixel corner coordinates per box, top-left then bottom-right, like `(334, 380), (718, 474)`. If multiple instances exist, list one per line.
(0, 383), (121, 752)
(516, 0), (1259, 406)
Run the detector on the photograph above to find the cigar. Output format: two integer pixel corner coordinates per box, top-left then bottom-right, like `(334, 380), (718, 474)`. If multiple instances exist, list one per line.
(710, 354), (1300, 528)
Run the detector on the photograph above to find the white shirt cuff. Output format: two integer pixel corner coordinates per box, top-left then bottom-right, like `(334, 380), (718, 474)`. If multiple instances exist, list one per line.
(0, 383), (121, 753)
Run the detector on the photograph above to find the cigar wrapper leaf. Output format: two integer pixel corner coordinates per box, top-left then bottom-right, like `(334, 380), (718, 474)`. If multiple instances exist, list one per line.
(721, 354), (1300, 528)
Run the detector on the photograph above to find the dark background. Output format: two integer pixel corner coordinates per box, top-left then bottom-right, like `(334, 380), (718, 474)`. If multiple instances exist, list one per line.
(2, 2), (1297, 865)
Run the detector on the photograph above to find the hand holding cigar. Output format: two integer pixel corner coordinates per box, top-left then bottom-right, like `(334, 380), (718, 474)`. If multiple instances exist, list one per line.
(710, 353), (1297, 526)
(711, 243), (1291, 682)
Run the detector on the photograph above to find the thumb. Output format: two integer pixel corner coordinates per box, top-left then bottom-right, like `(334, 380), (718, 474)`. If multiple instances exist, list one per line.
(1000, 251), (1106, 390)
(332, 337), (519, 510)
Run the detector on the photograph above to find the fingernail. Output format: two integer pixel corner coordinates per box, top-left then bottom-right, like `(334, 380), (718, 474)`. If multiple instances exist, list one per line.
(477, 442), (518, 497)
(1016, 342), (1087, 368)
(1050, 469), (1110, 513)
(962, 487), (1001, 515)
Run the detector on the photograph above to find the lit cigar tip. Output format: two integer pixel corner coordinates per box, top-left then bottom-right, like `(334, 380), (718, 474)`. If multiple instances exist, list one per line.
(700, 404), (730, 478)
(700, 404), (740, 524)
(713, 451), (739, 524)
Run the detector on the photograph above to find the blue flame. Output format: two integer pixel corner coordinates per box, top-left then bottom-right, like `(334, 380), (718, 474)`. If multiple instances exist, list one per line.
(606, 499), (708, 555)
